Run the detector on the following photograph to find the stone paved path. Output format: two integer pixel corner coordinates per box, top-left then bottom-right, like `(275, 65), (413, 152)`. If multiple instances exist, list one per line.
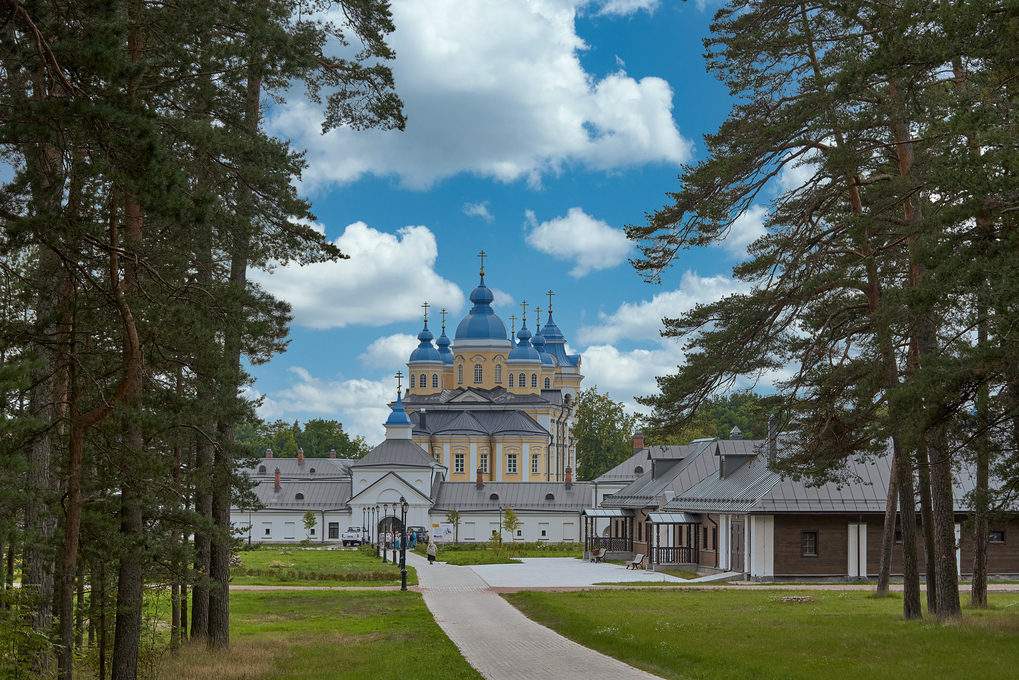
(410, 552), (665, 680)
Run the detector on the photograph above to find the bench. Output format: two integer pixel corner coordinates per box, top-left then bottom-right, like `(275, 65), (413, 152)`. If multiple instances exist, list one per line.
(625, 553), (645, 570)
(590, 548), (606, 563)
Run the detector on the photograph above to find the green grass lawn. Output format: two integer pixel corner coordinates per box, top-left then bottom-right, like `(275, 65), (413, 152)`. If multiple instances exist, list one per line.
(150, 590), (481, 680)
(411, 541), (582, 565)
(231, 547), (416, 587)
(505, 589), (1019, 680)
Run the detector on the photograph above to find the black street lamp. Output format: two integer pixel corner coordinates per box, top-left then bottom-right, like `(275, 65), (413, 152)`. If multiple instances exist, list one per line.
(382, 503), (389, 563)
(374, 505), (380, 557)
(399, 496), (409, 591)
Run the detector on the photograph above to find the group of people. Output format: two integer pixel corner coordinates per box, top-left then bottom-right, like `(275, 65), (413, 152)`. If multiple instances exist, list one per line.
(379, 528), (438, 564)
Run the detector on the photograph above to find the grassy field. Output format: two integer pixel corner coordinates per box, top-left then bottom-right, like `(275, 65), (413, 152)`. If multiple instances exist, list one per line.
(505, 588), (1019, 680)
(231, 547), (416, 587)
(150, 590), (481, 680)
(411, 541), (582, 565)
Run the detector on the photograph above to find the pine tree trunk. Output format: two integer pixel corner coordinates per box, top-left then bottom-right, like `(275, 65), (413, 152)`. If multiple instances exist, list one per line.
(927, 423), (961, 622)
(876, 443), (899, 597)
(897, 441), (922, 619)
(917, 443), (938, 614)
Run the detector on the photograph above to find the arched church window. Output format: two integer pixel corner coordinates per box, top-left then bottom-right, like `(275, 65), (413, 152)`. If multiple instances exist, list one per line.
(531, 373), (538, 388)
(420, 373), (427, 389)
(519, 372), (525, 387)
(432, 374), (439, 388)
(410, 374), (416, 389)
(544, 377), (550, 389)
(458, 364), (463, 384)
(495, 364), (502, 383)
(474, 364), (483, 383)
(508, 373), (514, 388)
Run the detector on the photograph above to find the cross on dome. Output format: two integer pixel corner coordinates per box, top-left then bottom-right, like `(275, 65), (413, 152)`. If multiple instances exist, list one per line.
(395, 371), (403, 392)
(509, 314), (517, 333)
(478, 250), (486, 275)
(519, 300), (527, 324)
(534, 305), (542, 326)
(440, 308), (447, 330)
(547, 289), (555, 313)
(421, 301), (430, 321)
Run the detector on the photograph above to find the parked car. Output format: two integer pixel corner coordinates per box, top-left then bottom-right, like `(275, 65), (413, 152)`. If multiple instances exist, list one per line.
(406, 525), (428, 543)
(340, 526), (367, 546)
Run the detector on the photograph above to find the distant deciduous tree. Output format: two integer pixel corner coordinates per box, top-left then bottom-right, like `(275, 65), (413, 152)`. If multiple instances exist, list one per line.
(574, 387), (638, 481)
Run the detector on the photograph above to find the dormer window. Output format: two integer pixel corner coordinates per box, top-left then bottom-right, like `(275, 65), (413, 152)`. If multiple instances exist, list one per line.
(489, 493), (499, 500)
(309, 468), (316, 474)
(634, 466), (644, 474)
(295, 493), (305, 500)
(258, 465), (266, 474)
(545, 493), (555, 501)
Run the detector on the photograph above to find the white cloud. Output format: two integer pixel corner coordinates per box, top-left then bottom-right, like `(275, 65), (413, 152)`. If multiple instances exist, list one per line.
(463, 201), (494, 222)
(249, 222), (464, 329)
(270, 0), (691, 190)
(263, 367), (394, 444)
(525, 207), (632, 277)
(580, 343), (685, 415)
(576, 270), (749, 345)
(718, 205), (767, 257)
(359, 334), (419, 370)
(490, 288), (515, 309)
(597, 0), (659, 16)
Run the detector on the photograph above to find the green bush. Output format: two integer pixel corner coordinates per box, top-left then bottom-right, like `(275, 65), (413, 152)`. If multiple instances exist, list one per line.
(358, 543), (376, 558)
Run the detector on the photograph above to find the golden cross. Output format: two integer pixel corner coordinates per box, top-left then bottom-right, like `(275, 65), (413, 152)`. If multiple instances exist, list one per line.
(509, 314), (517, 333)
(534, 306), (542, 327)
(519, 300), (527, 324)
(440, 308), (447, 331)
(395, 371), (404, 392)
(547, 290), (555, 313)
(421, 301), (430, 322)
(478, 250), (486, 275)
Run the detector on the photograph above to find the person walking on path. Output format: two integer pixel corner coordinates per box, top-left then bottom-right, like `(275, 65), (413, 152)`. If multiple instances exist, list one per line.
(426, 540), (437, 564)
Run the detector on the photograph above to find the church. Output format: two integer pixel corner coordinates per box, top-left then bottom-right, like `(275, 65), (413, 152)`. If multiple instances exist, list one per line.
(231, 261), (591, 545)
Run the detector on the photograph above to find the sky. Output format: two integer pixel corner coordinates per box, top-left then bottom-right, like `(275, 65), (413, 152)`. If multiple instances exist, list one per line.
(247, 0), (778, 444)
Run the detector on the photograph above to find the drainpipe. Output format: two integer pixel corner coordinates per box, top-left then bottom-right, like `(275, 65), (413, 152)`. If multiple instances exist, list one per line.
(706, 514), (718, 569)
(746, 514), (752, 579)
(321, 510), (326, 544)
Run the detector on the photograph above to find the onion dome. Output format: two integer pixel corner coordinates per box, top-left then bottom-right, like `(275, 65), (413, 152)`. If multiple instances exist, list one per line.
(385, 392), (413, 426)
(454, 274), (509, 341)
(409, 320), (441, 362)
(435, 328), (453, 364)
(508, 322), (540, 362)
(540, 311), (577, 367)
(532, 329), (554, 366)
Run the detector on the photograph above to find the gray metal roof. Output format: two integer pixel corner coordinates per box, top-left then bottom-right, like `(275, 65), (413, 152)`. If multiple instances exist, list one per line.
(351, 439), (442, 469)
(601, 440), (719, 509)
(244, 479), (352, 510)
(431, 481), (591, 514)
(648, 512), (701, 524)
(591, 449), (649, 484)
(413, 409), (548, 437)
(241, 457), (353, 481)
(402, 385), (561, 409)
(582, 508), (634, 518)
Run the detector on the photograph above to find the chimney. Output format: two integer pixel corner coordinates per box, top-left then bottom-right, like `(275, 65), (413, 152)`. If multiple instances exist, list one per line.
(419, 408), (427, 431)
(565, 466), (573, 490)
(633, 430), (644, 451)
(476, 468), (484, 489)
(729, 425), (742, 440)
(274, 467), (281, 491)
(767, 414), (777, 464)
(265, 448), (273, 459)
(329, 448), (336, 459)
(298, 448), (304, 465)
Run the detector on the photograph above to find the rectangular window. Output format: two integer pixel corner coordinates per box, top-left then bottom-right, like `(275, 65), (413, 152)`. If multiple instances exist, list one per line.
(802, 531), (818, 557)
(703, 527), (708, 547)
(263, 522), (272, 537)
(474, 364), (483, 383)
(508, 373), (515, 388)
(284, 522), (296, 540)
(480, 453), (489, 474)
(894, 530), (903, 544)
(507, 454), (517, 474)
(310, 528), (315, 536)
(990, 530), (1005, 544)
(531, 454), (539, 474)
(328, 522), (339, 539)
(638, 521), (642, 542)
(454, 453), (465, 474)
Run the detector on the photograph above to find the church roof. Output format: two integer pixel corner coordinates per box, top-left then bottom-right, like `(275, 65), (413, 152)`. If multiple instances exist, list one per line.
(412, 409), (547, 437)
(539, 312), (579, 367)
(402, 385), (561, 408)
(409, 320), (442, 362)
(508, 322), (540, 362)
(241, 457), (353, 481)
(248, 479), (352, 509)
(351, 438), (439, 468)
(385, 392), (413, 425)
(435, 328), (454, 364)
(455, 273), (509, 341)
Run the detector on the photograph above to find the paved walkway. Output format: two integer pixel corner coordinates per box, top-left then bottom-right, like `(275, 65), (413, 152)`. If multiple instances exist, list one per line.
(410, 552), (667, 680)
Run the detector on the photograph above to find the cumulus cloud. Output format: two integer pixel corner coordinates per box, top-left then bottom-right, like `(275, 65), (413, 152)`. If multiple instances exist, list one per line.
(249, 222), (464, 329)
(581, 343), (684, 415)
(576, 270), (750, 345)
(463, 201), (494, 222)
(490, 288), (515, 309)
(269, 0), (691, 190)
(359, 334), (419, 370)
(261, 367), (394, 443)
(596, 0), (659, 16)
(525, 207), (632, 277)
(717, 205), (768, 257)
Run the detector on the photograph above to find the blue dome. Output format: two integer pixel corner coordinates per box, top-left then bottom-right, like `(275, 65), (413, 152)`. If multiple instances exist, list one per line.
(539, 312), (577, 367)
(435, 328), (454, 364)
(540, 313), (566, 342)
(454, 274), (509, 340)
(386, 392), (413, 425)
(532, 330), (554, 365)
(508, 323), (540, 362)
(409, 320), (442, 362)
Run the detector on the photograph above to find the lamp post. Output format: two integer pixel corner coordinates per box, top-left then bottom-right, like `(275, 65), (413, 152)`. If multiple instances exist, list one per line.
(374, 505), (380, 557)
(399, 496), (409, 591)
(382, 503), (389, 563)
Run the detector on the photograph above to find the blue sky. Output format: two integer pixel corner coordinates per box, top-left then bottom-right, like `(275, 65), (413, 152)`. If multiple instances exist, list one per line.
(247, 0), (775, 443)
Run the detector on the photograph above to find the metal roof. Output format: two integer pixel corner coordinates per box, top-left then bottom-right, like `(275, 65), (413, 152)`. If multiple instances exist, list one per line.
(601, 440), (719, 508)
(351, 439), (441, 469)
(582, 508), (634, 518)
(431, 481), (591, 513)
(241, 457), (352, 481)
(244, 479), (352, 510)
(648, 512), (701, 524)
(413, 409), (548, 438)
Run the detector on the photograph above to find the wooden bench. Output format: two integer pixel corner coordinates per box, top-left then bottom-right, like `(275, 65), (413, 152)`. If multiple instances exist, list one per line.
(625, 553), (645, 570)
(590, 548), (606, 563)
